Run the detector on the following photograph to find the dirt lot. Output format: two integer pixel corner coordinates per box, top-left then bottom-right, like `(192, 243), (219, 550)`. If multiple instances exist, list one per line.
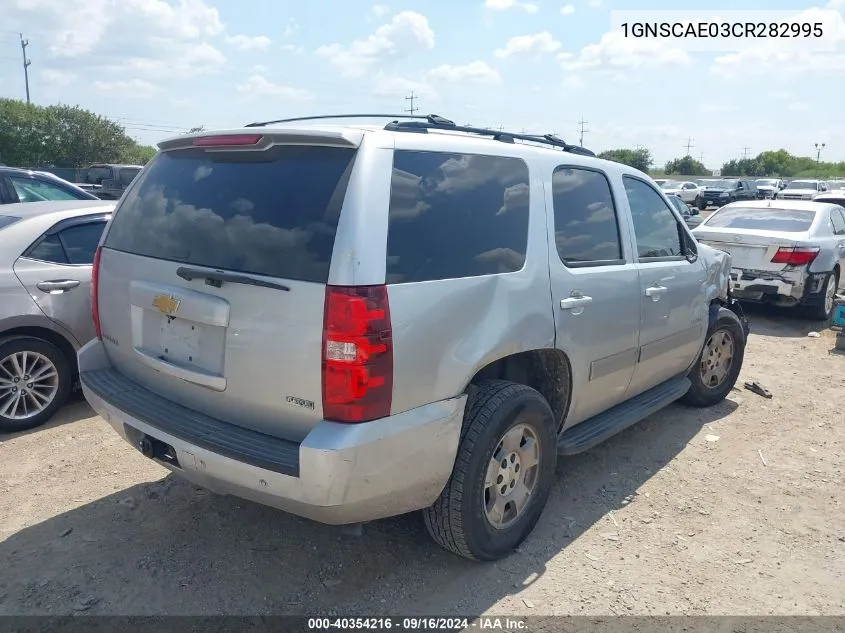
(1, 305), (844, 618)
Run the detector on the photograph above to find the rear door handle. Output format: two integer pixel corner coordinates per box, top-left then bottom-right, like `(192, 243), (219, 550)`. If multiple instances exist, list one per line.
(560, 295), (593, 309)
(645, 285), (668, 301)
(36, 279), (81, 293)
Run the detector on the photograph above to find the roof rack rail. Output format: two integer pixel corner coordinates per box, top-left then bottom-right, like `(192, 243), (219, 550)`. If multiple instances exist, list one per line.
(383, 119), (595, 156)
(244, 113), (456, 128)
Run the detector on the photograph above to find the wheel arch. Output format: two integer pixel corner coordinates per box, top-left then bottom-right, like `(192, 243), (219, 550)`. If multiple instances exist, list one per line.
(466, 349), (572, 433)
(0, 325), (80, 380)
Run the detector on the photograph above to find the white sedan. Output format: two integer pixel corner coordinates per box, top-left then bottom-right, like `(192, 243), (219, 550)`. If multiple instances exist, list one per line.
(661, 180), (702, 204)
(692, 200), (845, 320)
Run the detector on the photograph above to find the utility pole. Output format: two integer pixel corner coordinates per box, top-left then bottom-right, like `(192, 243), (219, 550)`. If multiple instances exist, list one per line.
(20, 33), (31, 104)
(815, 142), (825, 163)
(404, 91), (418, 115)
(578, 118), (588, 146)
(699, 152), (704, 164)
(741, 146), (751, 160)
(684, 138), (694, 156)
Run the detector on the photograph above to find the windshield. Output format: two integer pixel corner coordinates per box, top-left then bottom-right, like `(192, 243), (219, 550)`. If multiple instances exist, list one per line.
(704, 207), (816, 232)
(756, 179), (777, 186)
(786, 180), (817, 189)
(85, 167), (113, 184)
(660, 181), (681, 189)
(702, 180), (733, 189)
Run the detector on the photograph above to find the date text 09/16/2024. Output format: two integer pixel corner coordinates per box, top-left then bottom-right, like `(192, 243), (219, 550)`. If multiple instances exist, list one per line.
(620, 21), (823, 38)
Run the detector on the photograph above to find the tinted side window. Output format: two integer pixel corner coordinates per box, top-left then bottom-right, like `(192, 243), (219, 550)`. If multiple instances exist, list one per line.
(551, 167), (622, 265)
(622, 177), (684, 259)
(105, 146), (357, 283)
(59, 222), (107, 264)
(831, 208), (845, 235)
(24, 234), (68, 263)
(386, 150), (530, 283)
(10, 176), (81, 202)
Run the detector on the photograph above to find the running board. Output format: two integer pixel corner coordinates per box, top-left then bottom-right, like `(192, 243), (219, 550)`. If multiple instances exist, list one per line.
(557, 375), (691, 456)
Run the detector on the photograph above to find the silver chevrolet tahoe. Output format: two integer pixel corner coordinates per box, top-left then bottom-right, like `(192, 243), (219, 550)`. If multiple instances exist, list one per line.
(79, 114), (749, 561)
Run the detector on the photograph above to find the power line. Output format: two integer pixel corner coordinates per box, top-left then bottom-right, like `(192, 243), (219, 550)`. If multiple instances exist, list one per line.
(19, 33), (31, 104)
(741, 146), (751, 160)
(404, 91), (418, 115)
(578, 118), (588, 146)
(684, 138), (694, 155)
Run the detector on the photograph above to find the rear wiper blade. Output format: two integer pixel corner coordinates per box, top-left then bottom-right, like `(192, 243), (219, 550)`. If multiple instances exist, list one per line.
(176, 267), (290, 292)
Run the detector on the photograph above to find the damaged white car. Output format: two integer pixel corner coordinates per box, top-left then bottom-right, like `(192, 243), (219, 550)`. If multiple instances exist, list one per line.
(693, 200), (845, 320)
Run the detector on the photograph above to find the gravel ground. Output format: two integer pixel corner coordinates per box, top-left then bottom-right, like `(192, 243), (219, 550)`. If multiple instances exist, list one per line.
(1, 305), (843, 618)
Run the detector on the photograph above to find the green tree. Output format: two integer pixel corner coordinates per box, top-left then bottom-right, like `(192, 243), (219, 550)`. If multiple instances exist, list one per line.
(0, 98), (147, 168)
(665, 155), (708, 176)
(118, 144), (157, 164)
(597, 148), (653, 173)
(721, 158), (760, 176)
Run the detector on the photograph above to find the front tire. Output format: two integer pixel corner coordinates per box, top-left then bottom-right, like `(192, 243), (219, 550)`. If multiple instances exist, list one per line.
(423, 380), (558, 561)
(680, 307), (746, 408)
(0, 337), (72, 433)
(697, 198), (706, 211)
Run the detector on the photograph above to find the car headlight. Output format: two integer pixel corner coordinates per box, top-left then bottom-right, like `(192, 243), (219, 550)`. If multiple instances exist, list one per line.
(720, 192), (729, 197)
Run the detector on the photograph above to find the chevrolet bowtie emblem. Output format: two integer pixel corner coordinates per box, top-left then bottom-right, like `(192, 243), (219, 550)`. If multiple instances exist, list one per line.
(151, 293), (181, 315)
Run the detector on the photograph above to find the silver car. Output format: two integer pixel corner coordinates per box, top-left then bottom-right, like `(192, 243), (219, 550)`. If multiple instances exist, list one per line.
(0, 200), (115, 431)
(693, 200), (845, 320)
(78, 116), (747, 560)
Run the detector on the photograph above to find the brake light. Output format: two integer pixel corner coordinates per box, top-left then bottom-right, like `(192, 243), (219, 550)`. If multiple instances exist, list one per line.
(770, 246), (819, 266)
(91, 246), (102, 339)
(321, 285), (393, 423)
(192, 134), (263, 147)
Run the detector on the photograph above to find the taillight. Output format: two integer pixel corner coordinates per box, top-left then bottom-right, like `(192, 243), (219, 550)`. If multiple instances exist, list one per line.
(770, 246), (819, 266)
(91, 246), (102, 339)
(192, 134), (262, 147)
(321, 285), (393, 423)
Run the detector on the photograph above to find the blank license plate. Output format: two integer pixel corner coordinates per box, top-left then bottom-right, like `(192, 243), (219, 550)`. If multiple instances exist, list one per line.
(159, 316), (202, 364)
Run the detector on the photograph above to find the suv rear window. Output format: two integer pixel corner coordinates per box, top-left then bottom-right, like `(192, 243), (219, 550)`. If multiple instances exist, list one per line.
(103, 145), (356, 283)
(386, 150), (530, 284)
(704, 207), (816, 232)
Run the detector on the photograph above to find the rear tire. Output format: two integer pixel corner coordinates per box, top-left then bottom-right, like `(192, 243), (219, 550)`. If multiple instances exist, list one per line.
(0, 337), (72, 433)
(423, 380), (558, 561)
(680, 307), (746, 408)
(697, 198), (706, 211)
(803, 270), (839, 322)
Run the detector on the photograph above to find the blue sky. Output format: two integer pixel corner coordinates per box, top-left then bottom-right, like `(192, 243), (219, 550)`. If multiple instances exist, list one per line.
(1, 0), (844, 170)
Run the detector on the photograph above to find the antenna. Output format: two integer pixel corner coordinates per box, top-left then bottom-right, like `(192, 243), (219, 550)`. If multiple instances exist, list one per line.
(20, 33), (31, 104)
(404, 91), (418, 115)
(578, 118), (588, 146)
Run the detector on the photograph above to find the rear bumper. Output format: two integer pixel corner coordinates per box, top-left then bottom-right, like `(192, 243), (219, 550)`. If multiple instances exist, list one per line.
(78, 338), (465, 525)
(729, 268), (806, 306)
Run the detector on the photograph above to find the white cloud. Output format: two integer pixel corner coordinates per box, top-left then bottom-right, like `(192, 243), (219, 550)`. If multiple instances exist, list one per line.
(494, 32), (561, 58)
(93, 78), (160, 98)
(709, 7), (845, 76)
(225, 34), (271, 51)
(587, 0), (602, 7)
(235, 75), (312, 101)
(371, 4), (390, 18)
(560, 4), (575, 15)
(788, 102), (810, 111)
(317, 11), (435, 77)
(40, 68), (77, 87)
(123, 0), (224, 39)
(561, 74), (586, 90)
(372, 72), (439, 101)
(428, 61), (501, 84)
(562, 30), (689, 70)
(282, 18), (298, 38)
(252, 64), (268, 73)
(484, 0), (539, 12)
(281, 44), (305, 54)
(119, 41), (226, 76)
